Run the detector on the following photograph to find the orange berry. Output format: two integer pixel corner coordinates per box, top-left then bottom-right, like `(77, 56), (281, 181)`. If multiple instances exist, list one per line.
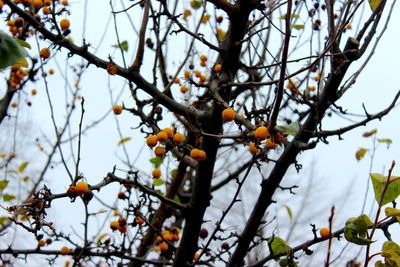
(159, 242), (168, 252)
(119, 226), (127, 233)
(110, 220), (120, 231)
(307, 86), (316, 91)
(42, 6), (51, 14)
(200, 60), (207, 67)
(156, 131), (168, 142)
(44, 0), (51, 6)
(153, 246), (160, 252)
(320, 227), (331, 239)
(48, 68), (54, 74)
(194, 253), (200, 261)
(59, 18), (70, 31)
(184, 70), (191, 78)
(118, 217), (127, 226)
(135, 216), (145, 225)
(146, 135), (158, 147)
(248, 143), (259, 155)
(266, 138), (277, 149)
(287, 79), (296, 90)
(61, 0), (68, 5)
(154, 146), (166, 157)
(173, 133), (185, 145)
(180, 85), (188, 94)
(213, 64), (222, 72)
(199, 74), (207, 83)
(199, 54), (207, 61)
(254, 126), (268, 140)
(39, 48), (51, 59)
(345, 23), (352, 29)
(33, 0), (43, 8)
(11, 102), (18, 108)
(222, 108), (235, 122)
(152, 168), (161, 179)
(60, 246), (69, 255)
(75, 181), (89, 194)
(107, 64), (118, 75)
(66, 185), (78, 198)
(194, 70), (202, 78)
(163, 128), (174, 138)
(112, 105), (123, 115)
(190, 148), (206, 160)
(173, 77), (181, 84)
(38, 239), (46, 247)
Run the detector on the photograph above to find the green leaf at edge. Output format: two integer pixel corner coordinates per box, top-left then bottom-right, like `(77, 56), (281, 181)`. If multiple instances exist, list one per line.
(117, 137), (132, 145)
(3, 194), (16, 202)
(370, 173), (400, 206)
(18, 161), (28, 173)
(0, 179), (8, 190)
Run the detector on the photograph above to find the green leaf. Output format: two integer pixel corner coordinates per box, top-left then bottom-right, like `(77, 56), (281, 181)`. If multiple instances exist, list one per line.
(385, 207), (400, 222)
(279, 14), (300, 19)
(15, 39), (31, 49)
(379, 241), (400, 266)
(149, 157), (163, 168)
(190, 0), (203, 9)
(3, 194), (16, 202)
(173, 194), (181, 204)
(0, 217), (9, 225)
(369, 0), (382, 11)
(6, 170), (18, 174)
(268, 236), (292, 255)
(22, 176), (29, 182)
(0, 180), (8, 191)
(291, 24), (305, 30)
(18, 161), (28, 173)
(153, 178), (164, 186)
(112, 40), (128, 51)
(276, 121), (301, 136)
(96, 233), (109, 246)
(378, 139), (392, 148)
(370, 173), (400, 206)
(283, 205), (293, 221)
(356, 148), (368, 161)
(344, 214), (374, 245)
(117, 137), (132, 145)
(14, 58), (29, 68)
(0, 30), (28, 68)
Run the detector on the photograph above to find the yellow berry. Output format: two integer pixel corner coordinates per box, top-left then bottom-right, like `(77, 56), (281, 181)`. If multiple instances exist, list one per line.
(146, 135), (158, 147)
(135, 216), (145, 225)
(194, 253), (200, 261)
(320, 227), (331, 239)
(163, 128), (174, 137)
(112, 105), (123, 115)
(110, 220), (120, 231)
(180, 85), (188, 94)
(173, 133), (185, 145)
(75, 181), (89, 194)
(266, 138), (277, 149)
(190, 148), (206, 160)
(39, 48), (51, 59)
(38, 239), (46, 247)
(60, 246), (69, 255)
(173, 77), (181, 84)
(159, 242), (168, 252)
(184, 70), (191, 78)
(199, 54), (208, 61)
(152, 168), (161, 179)
(156, 131), (168, 142)
(59, 18), (70, 31)
(33, 0), (43, 9)
(154, 146), (166, 157)
(222, 108), (235, 122)
(248, 143), (259, 155)
(254, 126), (268, 140)
(213, 64), (222, 72)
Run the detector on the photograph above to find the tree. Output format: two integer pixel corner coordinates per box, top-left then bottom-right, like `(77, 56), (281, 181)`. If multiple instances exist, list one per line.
(0, 0), (399, 266)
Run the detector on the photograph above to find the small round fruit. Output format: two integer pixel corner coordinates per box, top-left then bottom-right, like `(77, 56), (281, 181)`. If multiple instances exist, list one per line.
(159, 242), (169, 252)
(38, 239), (46, 247)
(110, 221), (120, 231)
(33, 0), (43, 9)
(173, 77), (180, 84)
(31, 89), (37, 95)
(194, 252), (200, 261)
(119, 226), (127, 233)
(152, 168), (161, 179)
(66, 185), (78, 197)
(221, 242), (229, 250)
(163, 128), (174, 137)
(135, 216), (145, 225)
(180, 85), (188, 94)
(184, 70), (191, 78)
(118, 217), (127, 227)
(248, 143), (259, 155)
(199, 54), (208, 61)
(75, 181), (89, 194)
(266, 138), (277, 149)
(173, 133), (185, 145)
(112, 105), (123, 115)
(190, 148), (206, 160)
(154, 146), (166, 157)
(320, 227), (331, 239)
(213, 64), (222, 72)
(254, 126), (268, 140)
(156, 131), (168, 142)
(117, 192), (126, 199)
(107, 64), (118, 75)
(199, 228), (208, 239)
(59, 18), (70, 31)
(222, 108), (235, 122)
(39, 47), (51, 59)
(146, 135), (158, 147)
(60, 246), (69, 255)
(216, 15), (223, 23)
